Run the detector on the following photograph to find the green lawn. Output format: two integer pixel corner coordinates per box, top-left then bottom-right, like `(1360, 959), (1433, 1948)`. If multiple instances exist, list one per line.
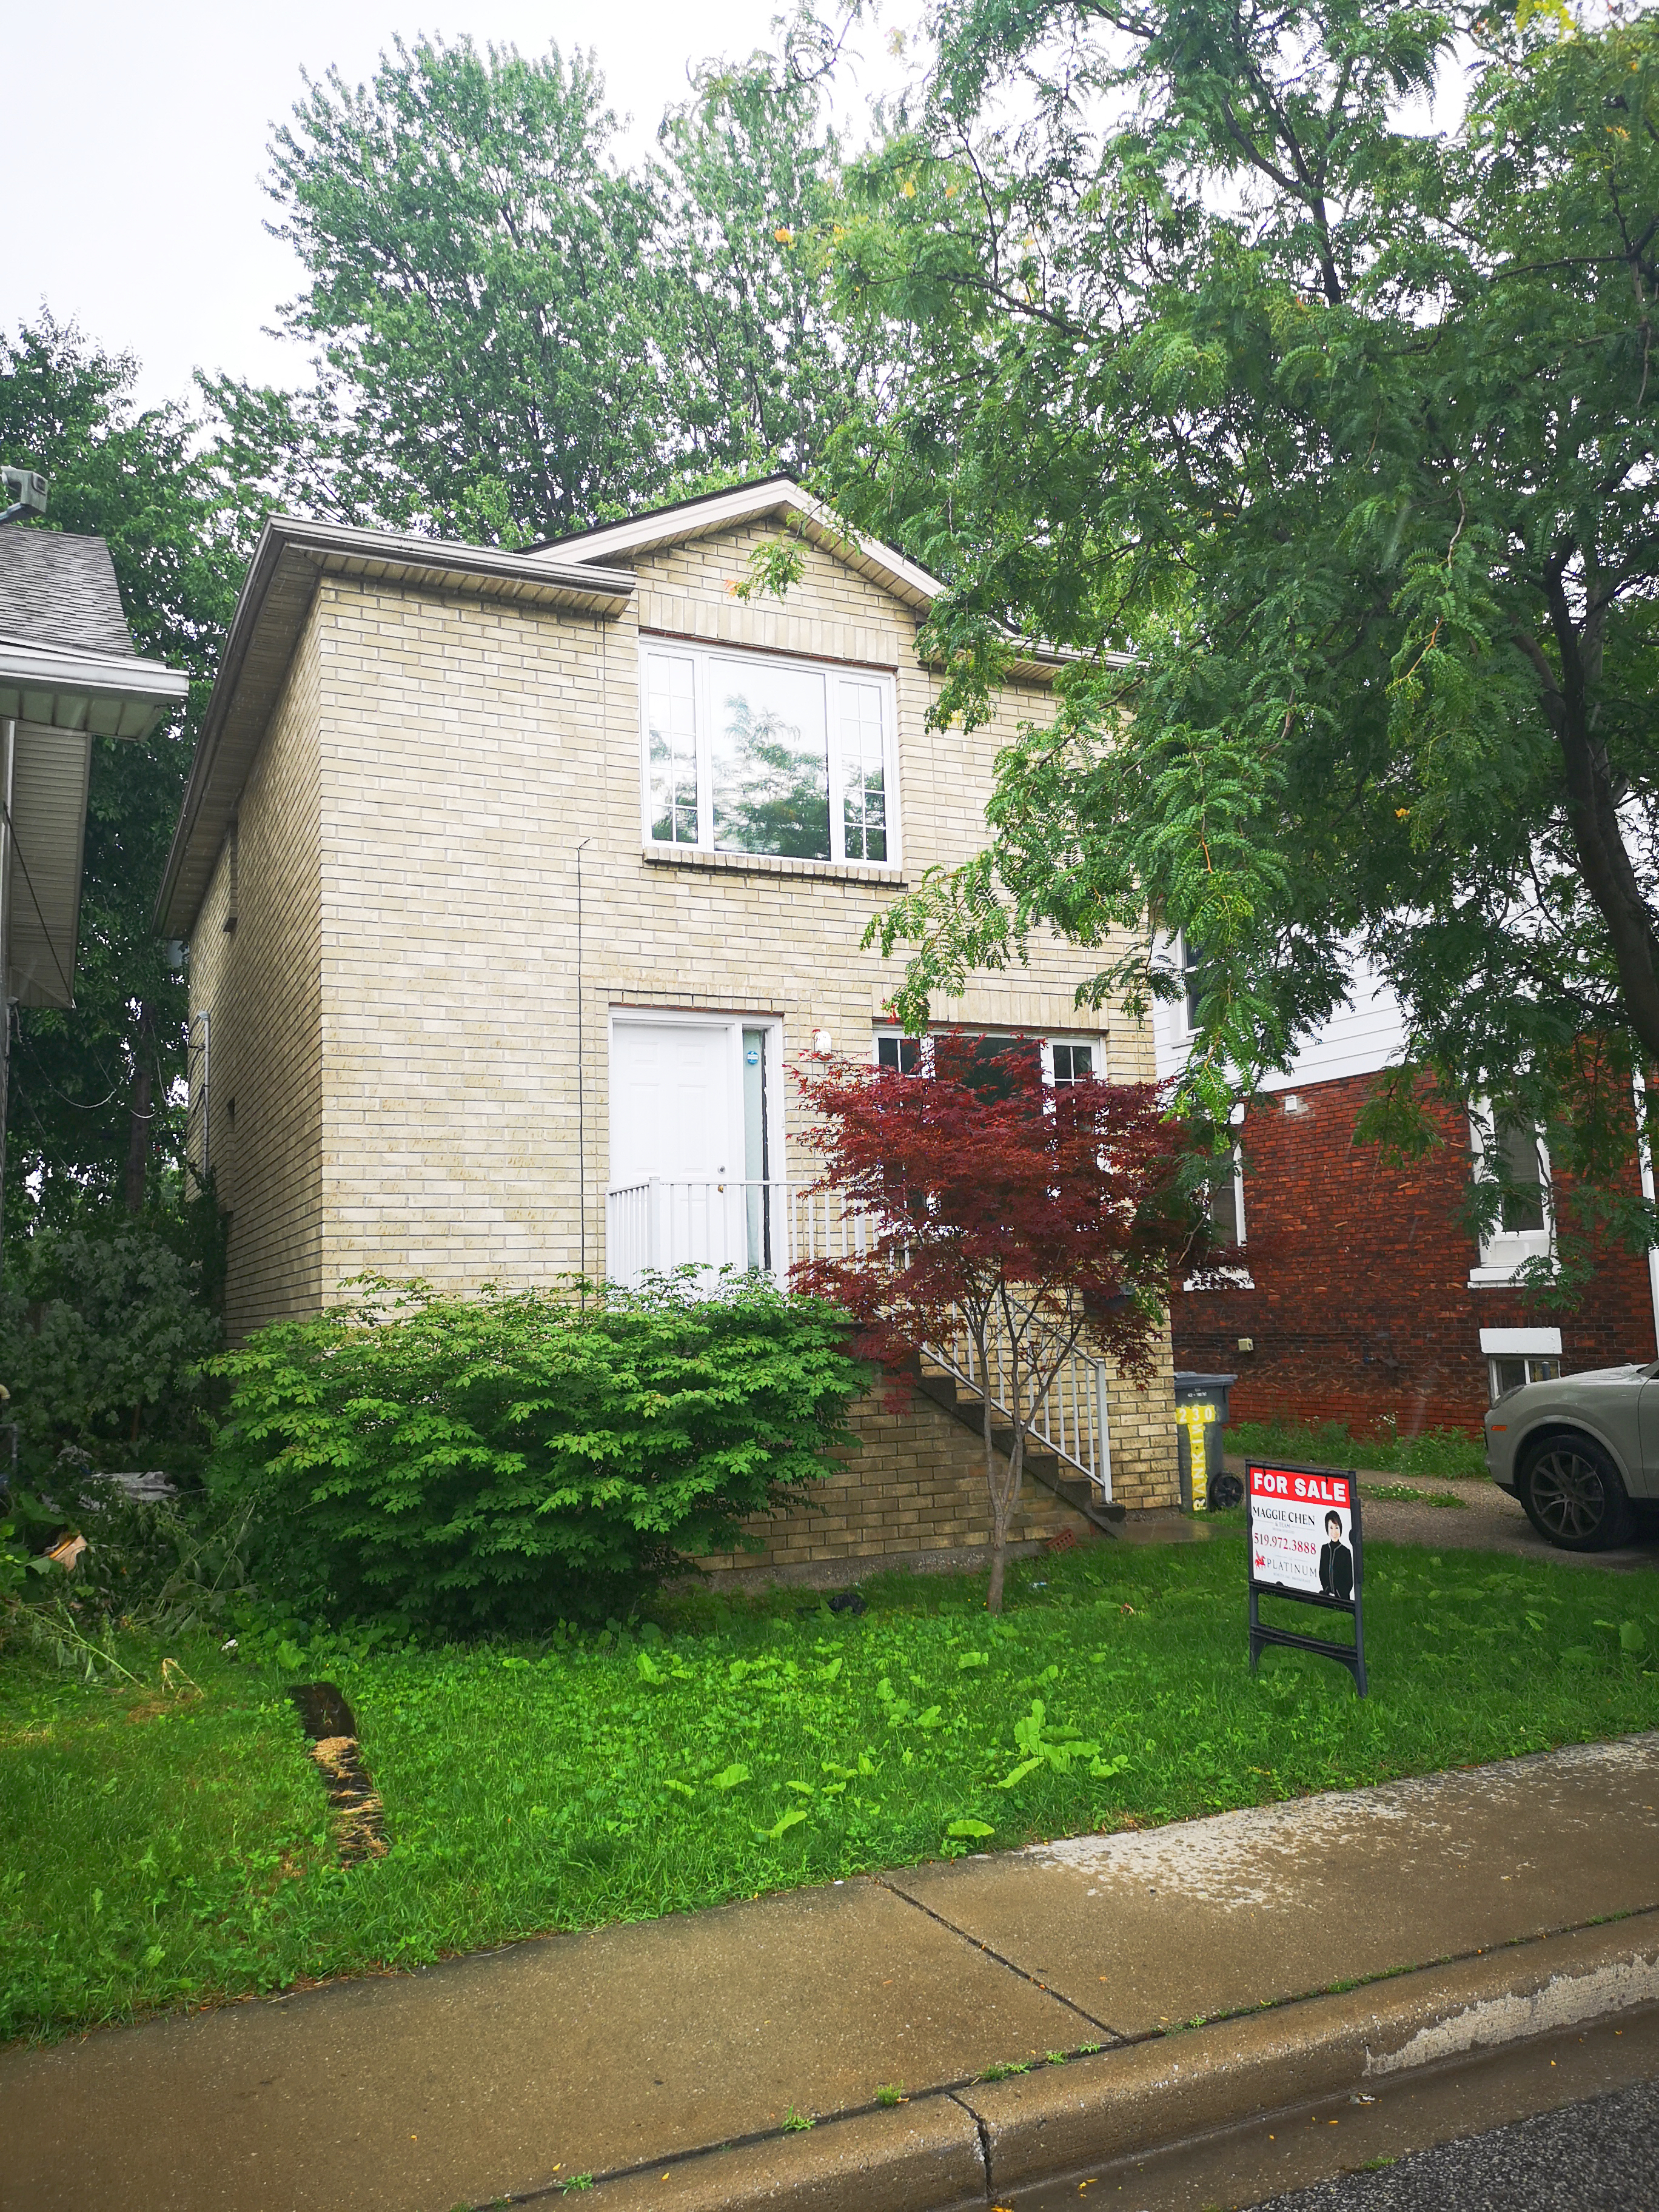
(4, 1530), (1656, 2043)
(1230, 1416), (1488, 1480)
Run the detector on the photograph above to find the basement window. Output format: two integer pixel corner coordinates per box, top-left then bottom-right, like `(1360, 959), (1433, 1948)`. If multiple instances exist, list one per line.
(1481, 1326), (1563, 1402)
(871, 1029), (1102, 1091)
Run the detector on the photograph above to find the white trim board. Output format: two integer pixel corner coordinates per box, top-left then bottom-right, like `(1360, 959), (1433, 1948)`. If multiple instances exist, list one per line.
(1480, 1327), (1563, 1355)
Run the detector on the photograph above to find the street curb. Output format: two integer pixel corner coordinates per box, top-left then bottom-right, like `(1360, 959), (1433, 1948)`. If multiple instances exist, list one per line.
(563, 1916), (1659, 2212)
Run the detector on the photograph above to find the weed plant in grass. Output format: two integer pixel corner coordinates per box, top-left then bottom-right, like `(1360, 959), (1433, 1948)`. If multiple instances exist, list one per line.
(1230, 1416), (1487, 1481)
(4, 1534), (1657, 2042)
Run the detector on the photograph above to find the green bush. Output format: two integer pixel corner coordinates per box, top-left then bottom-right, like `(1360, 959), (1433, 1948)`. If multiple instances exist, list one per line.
(207, 1275), (868, 1632)
(0, 1224), (221, 1476)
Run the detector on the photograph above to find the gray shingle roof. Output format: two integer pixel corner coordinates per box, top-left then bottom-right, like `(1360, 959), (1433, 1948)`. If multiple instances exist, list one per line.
(0, 528), (138, 658)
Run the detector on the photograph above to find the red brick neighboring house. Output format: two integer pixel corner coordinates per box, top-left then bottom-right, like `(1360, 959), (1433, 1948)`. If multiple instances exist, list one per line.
(1156, 950), (1659, 1438)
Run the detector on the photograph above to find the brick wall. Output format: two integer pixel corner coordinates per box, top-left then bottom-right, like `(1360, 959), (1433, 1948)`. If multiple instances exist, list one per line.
(187, 606), (323, 1342)
(1171, 1071), (1656, 1436)
(694, 1359), (1179, 1587)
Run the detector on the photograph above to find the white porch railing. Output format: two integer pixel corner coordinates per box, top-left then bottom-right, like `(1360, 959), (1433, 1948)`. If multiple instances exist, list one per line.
(605, 1178), (870, 1283)
(922, 1306), (1113, 1504)
(604, 1178), (1112, 1502)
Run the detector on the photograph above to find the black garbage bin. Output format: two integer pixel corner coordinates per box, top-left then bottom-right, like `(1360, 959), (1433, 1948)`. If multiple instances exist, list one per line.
(1173, 1370), (1241, 1512)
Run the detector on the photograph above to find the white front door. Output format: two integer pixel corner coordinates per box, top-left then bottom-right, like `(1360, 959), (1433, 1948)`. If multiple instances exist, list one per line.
(610, 1019), (740, 1185)
(608, 1017), (751, 1281)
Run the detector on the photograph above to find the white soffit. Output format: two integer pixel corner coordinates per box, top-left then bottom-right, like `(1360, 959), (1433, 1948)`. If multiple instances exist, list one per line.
(1479, 1327), (1563, 1356)
(0, 635), (189, 741)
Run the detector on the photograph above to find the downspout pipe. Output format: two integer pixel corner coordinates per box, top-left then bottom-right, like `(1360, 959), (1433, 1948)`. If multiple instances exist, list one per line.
(1634, 1070), (1659, 1361)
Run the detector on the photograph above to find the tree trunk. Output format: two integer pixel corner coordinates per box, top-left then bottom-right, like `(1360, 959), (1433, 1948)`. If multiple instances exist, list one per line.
(124, 1003), (155, 1215)
(1527, 595), (1659, 1067)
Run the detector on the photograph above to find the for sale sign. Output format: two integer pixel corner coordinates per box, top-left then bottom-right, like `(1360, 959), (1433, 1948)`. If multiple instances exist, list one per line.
(1248, 1464), (1356, 1605)
(1245, 1460), (1367, 1697)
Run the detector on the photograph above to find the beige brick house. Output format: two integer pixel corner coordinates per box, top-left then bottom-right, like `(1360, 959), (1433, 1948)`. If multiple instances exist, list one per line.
(156, 478), (1180, 1575)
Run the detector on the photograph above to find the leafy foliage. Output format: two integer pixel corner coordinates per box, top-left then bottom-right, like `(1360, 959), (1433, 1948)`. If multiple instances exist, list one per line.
(0, 315), (249, 1221)
(823, 0), (1659, 1269)
(5, 1535), (1656, 2039)
(207, 1276), (867, 1632)
(794, 1038), (1189, 1609)
(0, 1221), (221, 1473)
(208, 28), (885, 542)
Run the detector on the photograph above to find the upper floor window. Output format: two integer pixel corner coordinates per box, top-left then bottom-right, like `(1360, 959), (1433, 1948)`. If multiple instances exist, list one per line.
(1469, 1110), (1552, 1284)
(1167, 933), (1209, 1036)
(643, 642), (897, 865)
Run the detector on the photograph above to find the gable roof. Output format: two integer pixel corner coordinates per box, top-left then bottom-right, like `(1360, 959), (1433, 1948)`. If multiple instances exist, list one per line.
(534, 476), (1108, 682)
(0, 528), (190, 1010)
(533, 475), (947, 618)
(157, 480), (1102, 938)
(0, 527), (138, 658)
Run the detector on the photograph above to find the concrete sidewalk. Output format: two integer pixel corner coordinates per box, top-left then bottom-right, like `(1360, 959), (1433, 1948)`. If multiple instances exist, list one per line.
(4, 1737), (1658, 2212)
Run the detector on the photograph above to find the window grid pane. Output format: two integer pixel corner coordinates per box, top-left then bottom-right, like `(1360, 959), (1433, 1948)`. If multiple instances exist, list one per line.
(647, 655), (699, 844)
(840, 681), (887, 862)
(1052, 1044), (1093, 1085)
(712, 661), (831, 860)
(1496, 1124), (1547, 1233)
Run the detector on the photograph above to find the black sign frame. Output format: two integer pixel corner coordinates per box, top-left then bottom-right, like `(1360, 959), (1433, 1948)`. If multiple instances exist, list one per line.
(1245, 1459), (1368, 1698)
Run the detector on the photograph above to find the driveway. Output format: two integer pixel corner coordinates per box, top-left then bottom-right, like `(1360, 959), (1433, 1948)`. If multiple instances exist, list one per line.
(1222, 1461), (1659, 1573)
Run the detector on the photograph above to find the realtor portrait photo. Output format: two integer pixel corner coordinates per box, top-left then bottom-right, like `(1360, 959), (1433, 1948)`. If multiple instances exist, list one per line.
(1318, 1510), (1354, 1603)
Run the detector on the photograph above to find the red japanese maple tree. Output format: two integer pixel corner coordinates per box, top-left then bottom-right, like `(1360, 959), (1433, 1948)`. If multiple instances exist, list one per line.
(793, 1036), (1189, 1611)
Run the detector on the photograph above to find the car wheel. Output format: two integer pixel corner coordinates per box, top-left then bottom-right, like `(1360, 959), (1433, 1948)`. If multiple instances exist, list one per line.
(1518, 1433), (1637, 1552)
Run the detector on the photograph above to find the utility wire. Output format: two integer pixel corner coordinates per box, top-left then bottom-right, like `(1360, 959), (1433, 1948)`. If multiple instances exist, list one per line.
(15, 1028), (126, 1114)
(0, 793), (75, 1006)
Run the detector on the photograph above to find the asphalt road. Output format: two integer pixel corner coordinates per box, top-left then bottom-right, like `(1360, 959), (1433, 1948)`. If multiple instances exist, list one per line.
(1252, 2077), (1659, 2210)
(1010, 2003), (1659, 2211)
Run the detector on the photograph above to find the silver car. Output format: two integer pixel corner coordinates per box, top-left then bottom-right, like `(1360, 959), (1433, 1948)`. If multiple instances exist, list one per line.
(1484, 1362), (1659, 1550)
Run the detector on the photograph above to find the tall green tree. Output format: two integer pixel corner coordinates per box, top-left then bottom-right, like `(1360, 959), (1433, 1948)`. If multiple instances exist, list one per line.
(653, 45), (899, 483)
(0, 315), (244, 1227)
(822, 1), (1659, 1283)
(210, 27), (880, 544)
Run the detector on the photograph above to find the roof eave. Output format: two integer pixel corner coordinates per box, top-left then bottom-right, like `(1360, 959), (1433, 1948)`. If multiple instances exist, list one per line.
(0, 638), (190, 740)
(153, 517), (635, 938)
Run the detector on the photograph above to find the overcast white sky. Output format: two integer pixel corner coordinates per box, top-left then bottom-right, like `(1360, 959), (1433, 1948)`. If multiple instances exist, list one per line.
(5, 1), (906, 414)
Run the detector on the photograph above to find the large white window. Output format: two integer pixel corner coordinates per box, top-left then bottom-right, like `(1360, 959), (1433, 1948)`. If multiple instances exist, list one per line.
(642, 642), (897, 866)
(1469, 1111), (1553, 1285)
